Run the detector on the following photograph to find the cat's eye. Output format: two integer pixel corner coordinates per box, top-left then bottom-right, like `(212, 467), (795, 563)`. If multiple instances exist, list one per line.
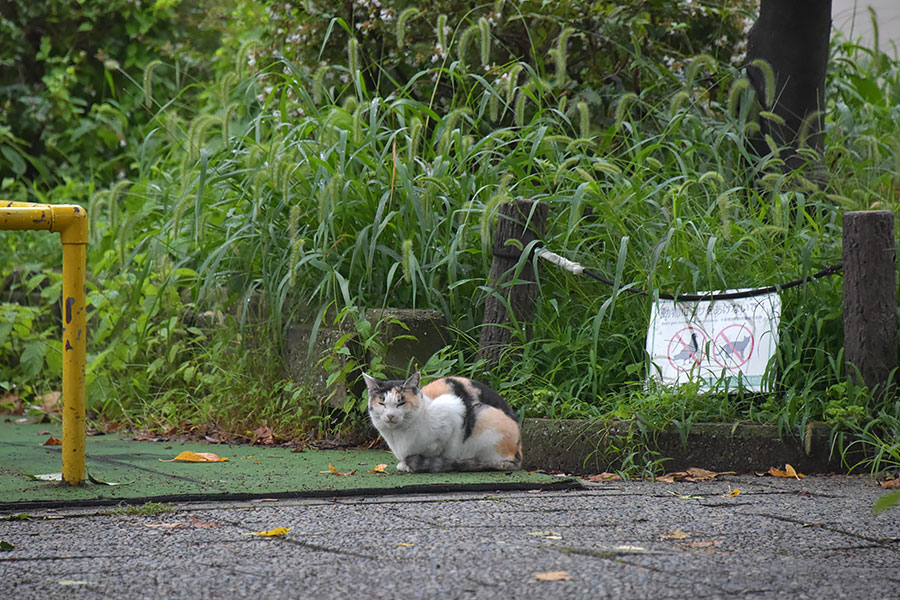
(396, 399), (406, 406)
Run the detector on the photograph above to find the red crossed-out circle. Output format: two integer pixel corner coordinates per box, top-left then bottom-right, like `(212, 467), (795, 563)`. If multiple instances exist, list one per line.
(711, 324), (754, 369)
(667, 327), (708, 372)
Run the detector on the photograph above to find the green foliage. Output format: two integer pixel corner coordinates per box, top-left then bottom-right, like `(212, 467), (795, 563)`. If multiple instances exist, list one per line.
(1, 1), (899, 473)
(0, 0), (229, 186)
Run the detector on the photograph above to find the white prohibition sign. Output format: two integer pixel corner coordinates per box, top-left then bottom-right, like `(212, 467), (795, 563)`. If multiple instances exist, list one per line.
(712, 323), (754, 369)
(667, 326), (708, 372)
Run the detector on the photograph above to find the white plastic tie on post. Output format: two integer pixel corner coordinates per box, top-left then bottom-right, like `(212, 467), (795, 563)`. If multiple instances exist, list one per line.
(536, 248), (584, 275)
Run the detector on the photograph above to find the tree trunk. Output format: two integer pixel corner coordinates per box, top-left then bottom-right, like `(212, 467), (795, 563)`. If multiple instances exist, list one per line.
(746, 0), (832, 182)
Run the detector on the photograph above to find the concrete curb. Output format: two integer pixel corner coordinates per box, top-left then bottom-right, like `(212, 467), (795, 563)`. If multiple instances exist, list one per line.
(521, 418), (856, 475)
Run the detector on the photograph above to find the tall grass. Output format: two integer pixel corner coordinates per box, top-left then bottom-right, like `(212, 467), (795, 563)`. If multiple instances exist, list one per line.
(2, 17), (898, 465)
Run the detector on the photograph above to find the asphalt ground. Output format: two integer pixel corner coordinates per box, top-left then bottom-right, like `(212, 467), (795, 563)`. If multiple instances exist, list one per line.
(1, 475), (898, 599)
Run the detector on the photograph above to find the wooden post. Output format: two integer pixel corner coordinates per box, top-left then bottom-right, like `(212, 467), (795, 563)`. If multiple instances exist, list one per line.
(843, 210), (897, 395)
(478, 199), (547, 367)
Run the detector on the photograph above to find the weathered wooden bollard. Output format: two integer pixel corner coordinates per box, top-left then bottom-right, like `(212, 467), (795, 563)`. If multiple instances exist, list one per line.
(843, 210), (897, 395)
(478, 199), (547, 367)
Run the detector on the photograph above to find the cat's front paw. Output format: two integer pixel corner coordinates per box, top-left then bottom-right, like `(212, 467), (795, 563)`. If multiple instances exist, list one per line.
(396, 461), (411, 472)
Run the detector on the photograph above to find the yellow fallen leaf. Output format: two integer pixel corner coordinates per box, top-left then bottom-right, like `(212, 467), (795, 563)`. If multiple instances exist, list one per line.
(534, 571), (572, 582)
(319, 463), (356, 476)
(370, 464), (388, 474)
(160, 451), (228, 463)
(396, 542), (414, 547)
(660, 529), (691, 540)
(244, 527), (291, 537)
(722, 489), (740, 497)
(768, 464), (805, 479)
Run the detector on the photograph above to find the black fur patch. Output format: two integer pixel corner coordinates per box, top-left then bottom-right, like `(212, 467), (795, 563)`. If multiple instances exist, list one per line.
(466, 379), (519, 422)
(447, 378), (477, 441)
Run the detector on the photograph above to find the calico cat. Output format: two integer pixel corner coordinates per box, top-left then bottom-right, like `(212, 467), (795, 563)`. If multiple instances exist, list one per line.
(362, 372), (522, 473)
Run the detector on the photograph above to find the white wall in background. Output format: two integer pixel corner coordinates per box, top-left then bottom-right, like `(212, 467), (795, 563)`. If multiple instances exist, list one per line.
(832, 0), (900, 53)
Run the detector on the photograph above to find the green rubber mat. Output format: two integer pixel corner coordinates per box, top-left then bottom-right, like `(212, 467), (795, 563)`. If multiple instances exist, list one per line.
(0, 422), (579, 509)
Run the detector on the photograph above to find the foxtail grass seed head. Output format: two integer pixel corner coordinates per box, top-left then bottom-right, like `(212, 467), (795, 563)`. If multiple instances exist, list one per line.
(396, 7), (420, 49)
(479, 17), (490, 68)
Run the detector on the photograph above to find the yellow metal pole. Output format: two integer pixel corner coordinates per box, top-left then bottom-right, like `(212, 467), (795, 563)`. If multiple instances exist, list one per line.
(54, 206), (89, 486)
(1, 202), (88, 486)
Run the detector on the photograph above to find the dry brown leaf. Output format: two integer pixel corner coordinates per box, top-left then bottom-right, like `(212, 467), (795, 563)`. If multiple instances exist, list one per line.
(141, 522), (185, 529)
(685, 467), (727, 482)
(42, 436), (62, 446)
(656, 471), (686, 483)
(252, 426), (275, 445)
(0, 392), (23, 415)
(534, 571), (572, 582)
(881, 476), (900, 489)
(189, 515), (222, 529)
(160, 451), (228, 463)
(370, 464), (388, 474)
(38, 391), (61, 413)
(768, 464), (805, 479)
(583, 472), (622, 482)
(320, 463), (356, 476)
(661, 529), (691, 540)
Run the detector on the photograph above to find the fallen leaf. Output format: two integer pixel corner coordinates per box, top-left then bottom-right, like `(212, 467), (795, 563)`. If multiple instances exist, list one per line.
(768, 464), (805, 479)
(37, 391), (61, 414)
(528, 530), (562, 540)
(534, 571), (572, 582)
(252, 425), (275, 445)
(189, 515), (222, 529)
(658, 468), (732, 483)
(666, 490), (703, 500)
(370, 464), (388, 474)
(583, 472), (622, 482)
(141, 522), (185, 529)
(87, 472), (134, 486)
(722, 489), (740, 497)
(245, 527), (291, 537)
(661, 529), (691, 540)
(0, 541), (14, 551)
(881, 476), (900, 489)
(0, 392), (23, 415)
(42, 436), (62, 446)
(25, 473), (62, 481)
(396, 542), (414, 547)
(320, 463), (356, 476)
(613, 545), (648, 552)
(160, 451), (228, 463)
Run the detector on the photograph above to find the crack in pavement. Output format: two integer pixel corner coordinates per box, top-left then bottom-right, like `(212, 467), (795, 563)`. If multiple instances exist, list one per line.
(754, 512), (900, 545)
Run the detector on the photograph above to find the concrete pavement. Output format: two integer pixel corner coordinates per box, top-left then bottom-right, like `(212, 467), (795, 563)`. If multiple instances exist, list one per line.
(2, 475), (898, 599)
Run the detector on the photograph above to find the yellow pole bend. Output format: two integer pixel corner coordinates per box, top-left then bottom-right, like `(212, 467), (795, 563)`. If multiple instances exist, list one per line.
(1, 201), (88, 485)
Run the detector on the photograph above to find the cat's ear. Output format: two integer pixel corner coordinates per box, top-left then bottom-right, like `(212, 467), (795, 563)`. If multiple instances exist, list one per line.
(403, 372), (421, 389)
(362, 373), (380, 393)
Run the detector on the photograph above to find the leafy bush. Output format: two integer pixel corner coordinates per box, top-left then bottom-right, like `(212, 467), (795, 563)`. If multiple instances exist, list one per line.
(0, 0), (228, 186)
(243, 0), (756, 107)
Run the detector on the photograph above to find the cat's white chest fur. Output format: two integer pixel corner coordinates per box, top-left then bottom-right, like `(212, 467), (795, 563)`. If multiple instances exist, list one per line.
(377, 395), (464, 469)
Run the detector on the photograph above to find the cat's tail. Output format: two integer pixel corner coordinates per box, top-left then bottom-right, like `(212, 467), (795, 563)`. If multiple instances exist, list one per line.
(405, 453), (521, 473)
